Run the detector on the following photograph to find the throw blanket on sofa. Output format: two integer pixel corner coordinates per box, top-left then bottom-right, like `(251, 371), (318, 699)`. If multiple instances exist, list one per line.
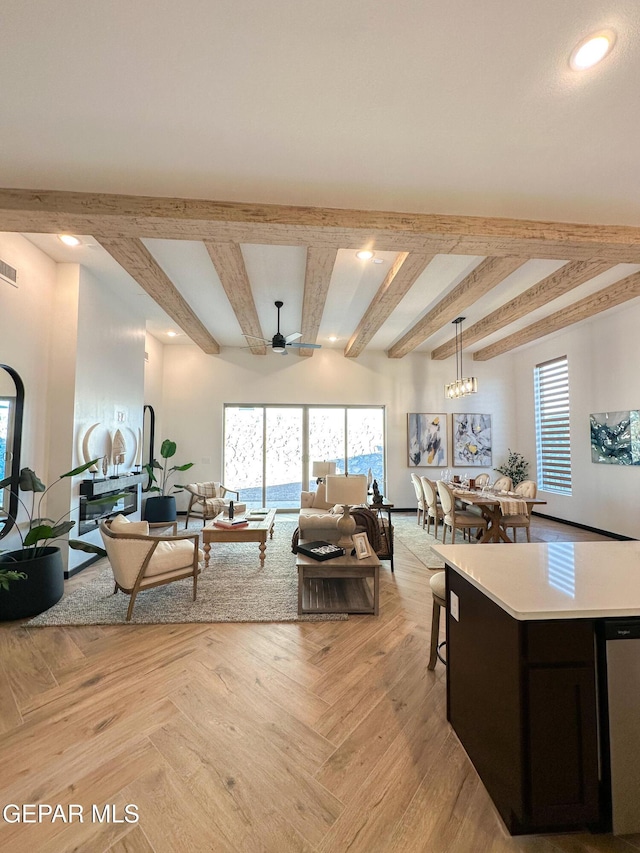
(291, 506), (382, 554)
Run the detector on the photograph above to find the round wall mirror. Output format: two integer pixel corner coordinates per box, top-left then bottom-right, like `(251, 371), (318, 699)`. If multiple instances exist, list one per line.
(0, 365), (25, 540)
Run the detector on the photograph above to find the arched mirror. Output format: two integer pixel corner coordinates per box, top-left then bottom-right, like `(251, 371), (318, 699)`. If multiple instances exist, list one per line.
(142, 404), (156, 492)
(0, 365), (25, 540)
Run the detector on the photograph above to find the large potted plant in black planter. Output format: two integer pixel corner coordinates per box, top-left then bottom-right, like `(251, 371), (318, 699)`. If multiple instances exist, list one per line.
(143, 439), (194, 523)
(0, 461), (107, 620)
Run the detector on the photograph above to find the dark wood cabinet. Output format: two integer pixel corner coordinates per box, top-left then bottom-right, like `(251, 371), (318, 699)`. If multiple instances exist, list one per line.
(446, 568), (601, 835)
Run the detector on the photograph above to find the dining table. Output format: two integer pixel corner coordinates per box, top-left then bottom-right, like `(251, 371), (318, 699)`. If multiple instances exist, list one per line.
(449, 486), (547, 543)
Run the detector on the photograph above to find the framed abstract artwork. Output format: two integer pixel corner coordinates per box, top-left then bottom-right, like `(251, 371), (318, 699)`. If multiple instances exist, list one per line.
(590, 410), (640, 465)
(407, 413), (447, 467)
(452, 413), (492, 466)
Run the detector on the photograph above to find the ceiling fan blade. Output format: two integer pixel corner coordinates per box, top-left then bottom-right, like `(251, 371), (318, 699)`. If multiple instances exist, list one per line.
(285, 332), (302, 343)
(286, 341), (322, 349)
(243, 334), (271, 344)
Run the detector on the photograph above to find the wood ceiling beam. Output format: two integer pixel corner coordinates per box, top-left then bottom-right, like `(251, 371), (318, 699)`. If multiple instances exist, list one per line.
(473, 270), (640, 360)
(204, 241), (266, 355)
(3, 188), (640, 262)
(430, 259), (617, 360)
(387, 257), (527, 358)
(297, 247), (338, 358)
(344, 253), (435, 358)
(97, 238), (220, 355)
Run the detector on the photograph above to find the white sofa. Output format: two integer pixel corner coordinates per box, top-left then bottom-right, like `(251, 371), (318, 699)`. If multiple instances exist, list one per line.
(299, 482), (342, 541)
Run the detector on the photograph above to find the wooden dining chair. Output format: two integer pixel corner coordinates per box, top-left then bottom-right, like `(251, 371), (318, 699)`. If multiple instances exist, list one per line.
(474, 473), (490, 488)
(420, 476), (443, 536)
(499, 480), (537, 542)
(493, 475), (513, 492)
(437, 480), (488, 544)
(410, 473), (426, 527)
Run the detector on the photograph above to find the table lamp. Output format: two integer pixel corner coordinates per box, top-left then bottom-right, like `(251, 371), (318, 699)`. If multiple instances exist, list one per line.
(312, 460), (336, 484)
(325, 474), (368, 548)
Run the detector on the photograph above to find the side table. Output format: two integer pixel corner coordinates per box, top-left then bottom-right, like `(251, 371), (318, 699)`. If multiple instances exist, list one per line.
(296, 543), (380, 616)
(369, 500), (394, 572)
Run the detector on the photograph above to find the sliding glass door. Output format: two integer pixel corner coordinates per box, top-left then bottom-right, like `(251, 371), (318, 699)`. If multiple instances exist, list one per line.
(224, 405), (385, 509)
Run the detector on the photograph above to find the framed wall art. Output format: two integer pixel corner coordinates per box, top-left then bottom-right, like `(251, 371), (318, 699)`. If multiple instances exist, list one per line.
(590, 410), (640, 465)
(452, 413), (492, 467)
(407, 413), (447, 467)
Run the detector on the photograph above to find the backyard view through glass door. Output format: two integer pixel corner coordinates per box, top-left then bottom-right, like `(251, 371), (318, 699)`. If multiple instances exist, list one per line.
(224, 405), (385, 510)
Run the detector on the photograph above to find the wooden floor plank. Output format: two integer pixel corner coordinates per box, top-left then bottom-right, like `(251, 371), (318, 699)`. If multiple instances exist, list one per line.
(0, 513), (629, 852)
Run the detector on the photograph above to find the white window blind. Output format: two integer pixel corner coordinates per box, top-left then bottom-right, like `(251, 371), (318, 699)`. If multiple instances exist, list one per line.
(534, 356), (571, 494)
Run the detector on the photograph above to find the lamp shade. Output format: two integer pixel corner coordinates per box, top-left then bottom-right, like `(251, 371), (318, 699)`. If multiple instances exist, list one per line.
(325, 474), (367, 506)
(312, 461), (337, 478)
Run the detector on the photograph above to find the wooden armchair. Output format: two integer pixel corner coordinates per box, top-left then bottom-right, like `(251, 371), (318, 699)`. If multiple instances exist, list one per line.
(183, 481), (244, 528)
(99, 516), (202, 620)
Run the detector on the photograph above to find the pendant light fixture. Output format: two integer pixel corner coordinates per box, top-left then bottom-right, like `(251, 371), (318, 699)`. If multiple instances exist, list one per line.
(444, 317), (478, 399)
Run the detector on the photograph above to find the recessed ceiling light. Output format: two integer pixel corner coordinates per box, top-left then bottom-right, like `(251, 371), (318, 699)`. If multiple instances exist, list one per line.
(569, 30), (616, 70)
(356, 250), (374, 260)
(328, 335), (338, 342)
(373, 257), (384, 264)
(58, 234), (81, 247)
(166, 331), (178, 337)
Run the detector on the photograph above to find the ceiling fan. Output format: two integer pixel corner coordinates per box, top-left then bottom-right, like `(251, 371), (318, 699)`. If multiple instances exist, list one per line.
(245, 300), (322, 355)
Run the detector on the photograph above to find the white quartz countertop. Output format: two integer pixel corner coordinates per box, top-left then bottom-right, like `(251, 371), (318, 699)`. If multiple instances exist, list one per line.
(430, 541), (640, 620)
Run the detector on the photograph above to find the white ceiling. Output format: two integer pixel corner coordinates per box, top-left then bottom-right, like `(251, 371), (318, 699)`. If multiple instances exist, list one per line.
(4, 1), (640, 354)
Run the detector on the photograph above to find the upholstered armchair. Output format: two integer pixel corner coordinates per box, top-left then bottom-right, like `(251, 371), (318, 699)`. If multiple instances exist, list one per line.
(183, 481), (245, 527)
(99, 515), (203, 621)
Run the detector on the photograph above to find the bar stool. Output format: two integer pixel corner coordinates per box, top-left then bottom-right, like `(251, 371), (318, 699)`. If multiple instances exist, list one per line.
(428, 571), (447, 670)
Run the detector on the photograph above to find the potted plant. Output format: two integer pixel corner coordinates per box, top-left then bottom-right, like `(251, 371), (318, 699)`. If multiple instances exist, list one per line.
(494, 449), (530, 487)
(0, 460), (107, 620)
(143, 439), (194, 523)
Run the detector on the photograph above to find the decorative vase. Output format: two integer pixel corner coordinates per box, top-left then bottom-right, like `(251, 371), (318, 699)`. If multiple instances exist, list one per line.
(143, 495), (177, 523)
(0, 546), (64, 621)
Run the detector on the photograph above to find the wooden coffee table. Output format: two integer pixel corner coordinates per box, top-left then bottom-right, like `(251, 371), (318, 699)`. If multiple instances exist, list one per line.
(296, 541), (380, 616)
(202, 509), (276, 567)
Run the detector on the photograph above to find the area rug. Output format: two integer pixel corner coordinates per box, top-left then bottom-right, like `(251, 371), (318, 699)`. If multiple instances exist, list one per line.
(27, 518), (347, 626)
(392, 513), (467, 568)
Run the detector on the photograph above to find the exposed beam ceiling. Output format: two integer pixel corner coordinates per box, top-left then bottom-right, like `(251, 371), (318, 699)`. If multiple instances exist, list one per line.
(5, 188), (640, 362)
(96, 237), (220, 355)
(474, 270), (640, 360)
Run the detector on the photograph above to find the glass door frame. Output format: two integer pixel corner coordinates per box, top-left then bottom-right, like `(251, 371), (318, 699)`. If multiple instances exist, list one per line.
(223, 403), (386, 509)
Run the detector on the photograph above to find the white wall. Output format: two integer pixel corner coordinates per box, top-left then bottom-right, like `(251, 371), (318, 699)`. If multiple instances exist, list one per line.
(514, 300), (640, 538)
(160, 344), (517, 510)
(0, 234), (147, 567)
(0, 234), (56, 552)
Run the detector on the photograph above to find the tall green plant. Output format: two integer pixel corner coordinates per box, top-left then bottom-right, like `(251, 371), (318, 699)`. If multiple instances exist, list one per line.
(494, 449), (530, 486)
(144, 439), (194, 496)
(0, 460), (107, 560)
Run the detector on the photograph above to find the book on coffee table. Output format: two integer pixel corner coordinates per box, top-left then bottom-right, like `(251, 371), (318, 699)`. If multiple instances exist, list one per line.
(296, 541), (346, 561)
(214, 517), (249, 528)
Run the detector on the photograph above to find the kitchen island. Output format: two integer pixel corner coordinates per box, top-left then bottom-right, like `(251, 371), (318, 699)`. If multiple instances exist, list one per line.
(431, 540), (640, 837)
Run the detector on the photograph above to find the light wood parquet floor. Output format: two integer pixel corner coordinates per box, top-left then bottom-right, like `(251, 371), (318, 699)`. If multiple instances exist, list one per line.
(0, 514), (638, 853)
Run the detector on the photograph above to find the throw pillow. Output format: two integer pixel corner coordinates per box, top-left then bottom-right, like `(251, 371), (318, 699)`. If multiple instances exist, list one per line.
(110, 514), (150, 535)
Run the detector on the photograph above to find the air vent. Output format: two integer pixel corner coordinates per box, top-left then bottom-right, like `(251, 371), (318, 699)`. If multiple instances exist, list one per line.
(0, 259), (17, 288)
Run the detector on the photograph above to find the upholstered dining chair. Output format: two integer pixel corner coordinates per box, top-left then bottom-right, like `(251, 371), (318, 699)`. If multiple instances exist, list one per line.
(410, 473), (426, 527)
(437, 480), (488, 544)
(421, 476), (443, 536)
(474, 473), (490, 488)
(499, 479), (537, 542)
(428, 571), (446, 670)
(100, 515), (203, 621)
(183, 481), (244, 528)
(492, 475), (513, 492)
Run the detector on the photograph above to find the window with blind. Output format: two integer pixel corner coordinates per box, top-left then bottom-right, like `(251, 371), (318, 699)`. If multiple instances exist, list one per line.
(534, 356), (571, 494)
